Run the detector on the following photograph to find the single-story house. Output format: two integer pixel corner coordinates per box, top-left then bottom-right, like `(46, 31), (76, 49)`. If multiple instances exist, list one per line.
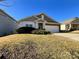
(0, 9), (17, 36)
(60, 17), (79, 31)
(18, 13), (60, 32)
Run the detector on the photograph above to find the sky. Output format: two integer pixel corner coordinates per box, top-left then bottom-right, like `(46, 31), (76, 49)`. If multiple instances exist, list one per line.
(0, 0), (79, 22)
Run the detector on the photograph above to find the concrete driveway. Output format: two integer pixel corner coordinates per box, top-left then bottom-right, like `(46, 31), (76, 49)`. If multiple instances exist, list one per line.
(54, 33), (79, 41)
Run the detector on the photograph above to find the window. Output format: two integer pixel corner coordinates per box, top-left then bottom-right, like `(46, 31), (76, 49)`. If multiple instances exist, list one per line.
(26, 24), (29, 27)
(29, 24), (32, 27)
(26, 24), (32, 27)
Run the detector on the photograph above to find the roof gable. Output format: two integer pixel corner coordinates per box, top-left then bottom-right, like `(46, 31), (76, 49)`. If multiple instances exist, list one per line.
(18, 13), (59, 24)
(36, 13), (59, 23)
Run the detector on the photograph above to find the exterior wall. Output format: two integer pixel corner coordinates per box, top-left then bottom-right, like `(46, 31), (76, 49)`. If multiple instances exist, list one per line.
(0, 14), (17, 35)
(60, 24), (72, 31)
(18, 20), (46, 29)
(45, 25), (59, 32)
(18, 21), (36, 28)
(35, 20), (46, 29)
(61, 24), (79, 31)
(62, 19), (79, 31)
(18, 21), (59, 33)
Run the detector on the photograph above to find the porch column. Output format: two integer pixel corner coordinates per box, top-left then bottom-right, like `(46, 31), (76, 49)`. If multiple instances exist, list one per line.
(69, 24), (72, 29)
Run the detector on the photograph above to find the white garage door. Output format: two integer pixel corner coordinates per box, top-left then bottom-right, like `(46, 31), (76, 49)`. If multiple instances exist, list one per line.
(45, 25), (59, 32)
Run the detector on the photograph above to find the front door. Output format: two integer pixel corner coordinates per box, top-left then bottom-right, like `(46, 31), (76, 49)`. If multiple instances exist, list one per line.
(38, 23), (43, 29)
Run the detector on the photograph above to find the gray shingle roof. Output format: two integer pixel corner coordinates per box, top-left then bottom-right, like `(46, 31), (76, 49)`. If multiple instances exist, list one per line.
(18, 13), (59, 24)
(64, 17), (79, 24)
(19, 16), (37, 22)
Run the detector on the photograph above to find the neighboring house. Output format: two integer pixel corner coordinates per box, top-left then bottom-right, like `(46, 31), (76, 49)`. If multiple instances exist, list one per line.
(18, 13), (60, 32)
(0, 9), (17, 35)
(60, 17), (79, 31)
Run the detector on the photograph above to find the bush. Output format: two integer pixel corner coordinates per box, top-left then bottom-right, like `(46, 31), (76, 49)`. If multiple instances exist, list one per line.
(16, 27), (36, 34)
(32, 30), (51, 35)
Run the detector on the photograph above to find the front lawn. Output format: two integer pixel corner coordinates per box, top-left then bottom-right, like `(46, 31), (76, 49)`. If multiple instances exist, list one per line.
(70, 30), (79, 34)
(0, 34), (79, 59)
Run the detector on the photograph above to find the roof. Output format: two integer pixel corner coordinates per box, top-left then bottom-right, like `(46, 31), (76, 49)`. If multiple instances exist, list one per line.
(0, 9), (16, 22)
(18, 13), (59, 24)
(19, 16), (37, 22)
(64, 17), (79, 24)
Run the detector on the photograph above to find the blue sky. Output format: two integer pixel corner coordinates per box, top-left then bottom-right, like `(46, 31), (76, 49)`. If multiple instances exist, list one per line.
(0, 0), (79, 22)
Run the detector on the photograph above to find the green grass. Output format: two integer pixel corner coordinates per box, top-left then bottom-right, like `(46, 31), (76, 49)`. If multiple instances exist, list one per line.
(0, 34), (79, 59)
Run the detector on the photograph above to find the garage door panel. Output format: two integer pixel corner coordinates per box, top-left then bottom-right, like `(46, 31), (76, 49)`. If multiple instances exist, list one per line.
(45, 25), (59, 32)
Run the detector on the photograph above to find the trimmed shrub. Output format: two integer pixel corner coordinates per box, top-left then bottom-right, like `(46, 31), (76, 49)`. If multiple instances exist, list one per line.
(16, 27), (36, 34)
(32, 30), (51, 35)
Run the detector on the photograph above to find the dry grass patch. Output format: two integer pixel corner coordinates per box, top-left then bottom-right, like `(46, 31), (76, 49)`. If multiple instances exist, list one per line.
(0, 34), (79, 59)
(70, 30), (79, 34)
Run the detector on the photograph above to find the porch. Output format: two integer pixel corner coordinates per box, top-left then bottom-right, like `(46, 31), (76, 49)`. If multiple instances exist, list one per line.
(71, 24), (79, 30)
